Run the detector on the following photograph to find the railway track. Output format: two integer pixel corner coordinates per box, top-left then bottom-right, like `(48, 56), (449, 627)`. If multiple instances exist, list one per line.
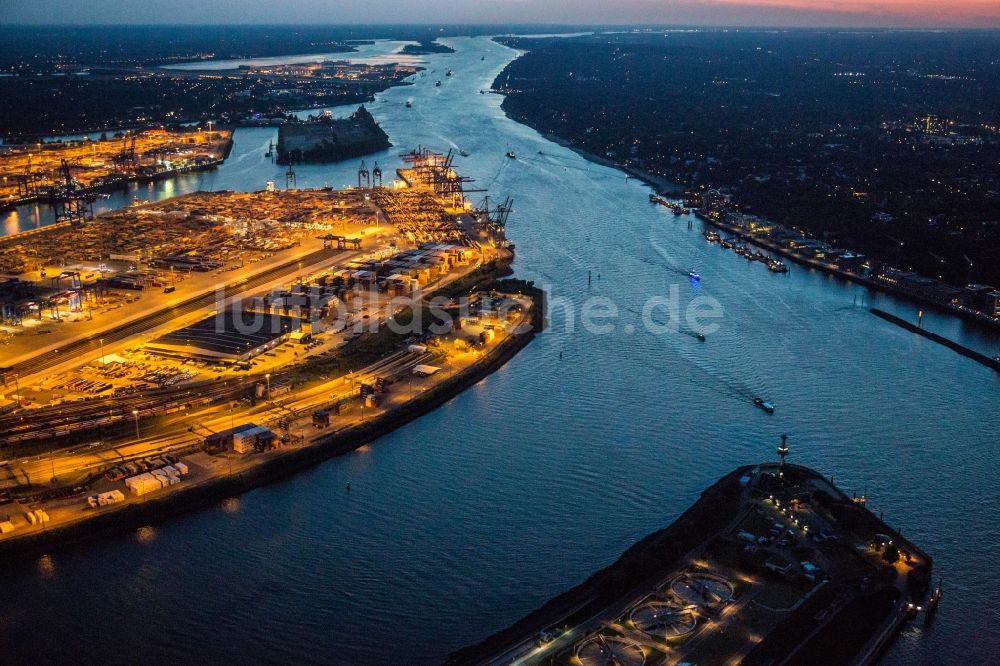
(0, 380), (249, 446)
(0, 347), (444, 483)
(0, 344), (438, 447)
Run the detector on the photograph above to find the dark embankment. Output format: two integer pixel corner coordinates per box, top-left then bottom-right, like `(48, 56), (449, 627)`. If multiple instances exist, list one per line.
(444, 466), (749, 665)
(0, 288), (544, 565)
(871, 308), (1000, 371)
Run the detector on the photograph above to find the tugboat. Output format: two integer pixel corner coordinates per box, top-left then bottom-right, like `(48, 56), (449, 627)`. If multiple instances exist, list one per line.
(505, 150), (516, 159)
(753, 398), (775, 414)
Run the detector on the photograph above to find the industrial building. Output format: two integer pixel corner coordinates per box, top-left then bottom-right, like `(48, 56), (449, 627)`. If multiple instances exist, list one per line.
(204, 423), (276, 453)
(145, 310), (297, 364)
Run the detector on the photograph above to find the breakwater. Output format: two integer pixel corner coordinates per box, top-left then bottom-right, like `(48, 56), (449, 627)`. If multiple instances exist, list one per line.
(871, 308), (1000, 372)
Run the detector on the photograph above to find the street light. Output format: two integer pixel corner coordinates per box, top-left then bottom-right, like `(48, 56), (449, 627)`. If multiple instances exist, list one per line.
(99, 337), (105, 365)
(265, 373), (271, 401)
(132, 409), (140, 441)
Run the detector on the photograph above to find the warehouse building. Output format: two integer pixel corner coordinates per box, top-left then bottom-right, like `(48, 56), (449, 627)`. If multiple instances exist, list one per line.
(145, 310), (297, 364)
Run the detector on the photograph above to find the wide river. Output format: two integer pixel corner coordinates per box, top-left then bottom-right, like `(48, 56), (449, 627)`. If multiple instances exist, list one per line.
(1, 37), (997, 665)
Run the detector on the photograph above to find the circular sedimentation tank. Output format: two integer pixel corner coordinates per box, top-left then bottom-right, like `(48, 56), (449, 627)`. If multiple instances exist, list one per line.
(575, 635), (646, 666)
(630, 601), (697, 639)
(669, 573), (735, 606)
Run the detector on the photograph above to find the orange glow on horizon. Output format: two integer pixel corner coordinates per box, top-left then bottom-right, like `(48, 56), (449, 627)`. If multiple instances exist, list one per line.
(704, 0), (1000, 24)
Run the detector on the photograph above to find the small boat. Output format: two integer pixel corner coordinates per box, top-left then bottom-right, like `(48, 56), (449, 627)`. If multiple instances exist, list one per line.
(435, 80), (442, 87)
(481, 56), (485, 61)
(753, 398), (775, 414)
(460, 150), (469, 157)
(689, 271), (701, 281)
(924, 580), (943, 626)
(405, 100), (412, 108)
(480, 89), (486, 94)
(446, 69), (453, 77)
(505, 150), (516, 159)
(696, 333), (706, 342)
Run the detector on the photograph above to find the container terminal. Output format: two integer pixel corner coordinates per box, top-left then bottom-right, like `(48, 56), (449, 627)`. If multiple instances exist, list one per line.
(0, 126), (233, 215)
(450, 438), (935, 666)
(0, 148), (540, 555)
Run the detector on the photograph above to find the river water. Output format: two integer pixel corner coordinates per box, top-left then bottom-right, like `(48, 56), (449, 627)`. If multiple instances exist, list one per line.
(0, 37), (997, 665)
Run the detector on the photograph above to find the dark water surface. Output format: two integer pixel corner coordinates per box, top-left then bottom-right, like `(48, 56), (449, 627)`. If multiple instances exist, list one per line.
(0, 37), (997, 665)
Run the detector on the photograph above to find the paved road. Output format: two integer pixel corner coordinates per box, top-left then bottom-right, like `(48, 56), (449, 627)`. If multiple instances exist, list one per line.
(6, 246), (342, 380)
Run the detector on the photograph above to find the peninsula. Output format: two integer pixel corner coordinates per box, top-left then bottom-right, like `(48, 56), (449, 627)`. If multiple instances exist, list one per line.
(0, 148), (541, 562)
(450, 445), (935, 666)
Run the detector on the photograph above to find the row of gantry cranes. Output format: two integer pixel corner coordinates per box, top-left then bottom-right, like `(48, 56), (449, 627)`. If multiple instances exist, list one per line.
(278, 146), (514, 248)
(8, 133), (141, 225)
